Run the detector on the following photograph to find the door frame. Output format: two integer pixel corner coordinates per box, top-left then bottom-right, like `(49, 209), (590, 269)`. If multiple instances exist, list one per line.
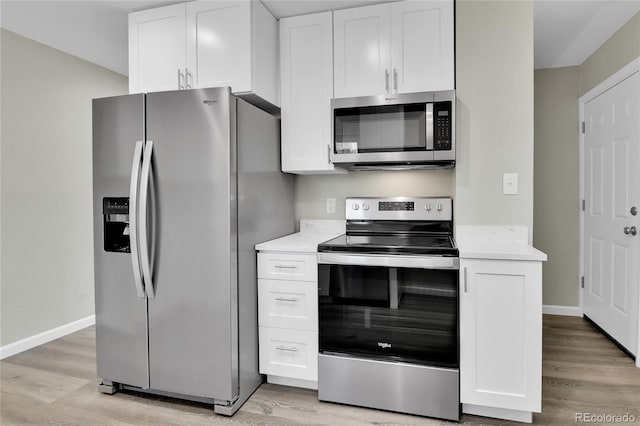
(578, 56), (640, 367)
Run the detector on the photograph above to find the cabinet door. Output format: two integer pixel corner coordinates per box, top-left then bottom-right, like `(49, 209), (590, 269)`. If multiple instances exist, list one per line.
(259, 327), (318, 381)
(129, 4), (186, 94)
(460, 259), (542, 413)
(185, 0), (251, 92)
(390, 0), (454, 93)
(280, 12), (339, 173)
(333, 3), (391, 98)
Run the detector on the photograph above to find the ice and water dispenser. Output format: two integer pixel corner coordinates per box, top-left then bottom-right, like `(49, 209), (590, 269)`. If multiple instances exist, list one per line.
(103, 197), (130, 253)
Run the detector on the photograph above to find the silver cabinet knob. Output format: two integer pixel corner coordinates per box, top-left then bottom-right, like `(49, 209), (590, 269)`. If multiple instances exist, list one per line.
(425, 203), (432, 211)
(623, 226), (637, 236)
(352, 203), (359, 211)
(437, 203), (443, 212)
(631, 206), (638, 216)
(362, 203), (370, 210)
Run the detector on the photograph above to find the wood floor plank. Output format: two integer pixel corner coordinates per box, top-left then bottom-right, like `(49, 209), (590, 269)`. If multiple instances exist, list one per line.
(1, 315), (639, 425)
(0, 362), (89, 404)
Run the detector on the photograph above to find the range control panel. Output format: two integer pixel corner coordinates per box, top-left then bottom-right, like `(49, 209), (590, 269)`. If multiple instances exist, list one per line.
(346, 197), (453, 221)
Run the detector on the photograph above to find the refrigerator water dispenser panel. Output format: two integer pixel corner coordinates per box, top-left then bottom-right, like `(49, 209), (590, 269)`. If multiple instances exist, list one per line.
(103, 197), (130, 253)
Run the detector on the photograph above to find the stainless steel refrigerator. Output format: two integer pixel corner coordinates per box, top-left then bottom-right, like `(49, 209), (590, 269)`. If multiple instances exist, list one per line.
(92, 87), (294, 415)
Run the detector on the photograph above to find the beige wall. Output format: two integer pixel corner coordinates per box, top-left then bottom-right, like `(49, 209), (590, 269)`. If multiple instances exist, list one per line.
(295, 170), (454, 224)
(534, 12), (640, 308)
(533, 67), (580, 307)
(579, 12), (640, 96)
(454, 0), (534, 235)
(0, 30), (127, 346)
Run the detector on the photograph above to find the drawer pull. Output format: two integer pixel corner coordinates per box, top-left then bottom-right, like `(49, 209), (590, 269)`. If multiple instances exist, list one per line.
(274, 265), (297, 270)
(275, 345), (298, 352)
(274, 297), (299, 302)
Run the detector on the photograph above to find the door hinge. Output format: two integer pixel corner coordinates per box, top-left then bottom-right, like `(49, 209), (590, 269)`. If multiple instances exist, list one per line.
(581, 121), (585, 133)
(582, 199), (585, 211)
(581, 276), (585, 288)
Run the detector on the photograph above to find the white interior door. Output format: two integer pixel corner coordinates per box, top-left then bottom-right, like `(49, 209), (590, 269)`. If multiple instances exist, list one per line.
(583, 71), (640, 356)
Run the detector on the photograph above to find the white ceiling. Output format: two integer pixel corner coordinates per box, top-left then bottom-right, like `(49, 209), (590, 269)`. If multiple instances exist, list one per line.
(1, 0), (639, 76)
(534, 0), (640, 69)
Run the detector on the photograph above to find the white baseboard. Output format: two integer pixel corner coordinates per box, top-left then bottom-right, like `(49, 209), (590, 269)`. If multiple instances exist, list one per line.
(543, 304), (582, 317)
(266, 375), (318, 390)
(0, 315), (95, 360)
(463, 403), (533, 423)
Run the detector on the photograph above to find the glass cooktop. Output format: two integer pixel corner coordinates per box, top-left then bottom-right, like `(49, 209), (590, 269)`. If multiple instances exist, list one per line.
(318, 233), (458, 256)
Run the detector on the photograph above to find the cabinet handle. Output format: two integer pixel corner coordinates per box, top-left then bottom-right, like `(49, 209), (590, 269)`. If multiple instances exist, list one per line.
(393, 68), (398, 92)
(327, 144), (331, 164)
(274, 264), (297, 270)
(275, 345), (298, 352)
(385, 69), (390, 93)
(463, 267), (468, 293)
(185, 68), (192, 89)
(275, 297), (299, 302)
(177, 69), (184, 90)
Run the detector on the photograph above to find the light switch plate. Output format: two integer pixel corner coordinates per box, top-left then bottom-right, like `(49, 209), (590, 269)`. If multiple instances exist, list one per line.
(503, 173), (518, 195)
(326, 198), (336, 213)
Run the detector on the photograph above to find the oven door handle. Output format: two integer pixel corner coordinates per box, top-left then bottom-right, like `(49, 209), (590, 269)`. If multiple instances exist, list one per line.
(317, 253), (459, 270)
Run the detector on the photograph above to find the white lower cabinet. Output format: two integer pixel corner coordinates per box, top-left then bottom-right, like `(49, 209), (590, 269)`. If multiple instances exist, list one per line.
(258, 279), (317, 331)
(460, 258), (542, 423)
(258, 327), (318, 383)
(258, 251), (318, 389)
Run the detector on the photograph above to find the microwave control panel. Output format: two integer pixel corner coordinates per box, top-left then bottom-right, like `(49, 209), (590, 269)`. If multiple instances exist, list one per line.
(433, 101), (452, 151)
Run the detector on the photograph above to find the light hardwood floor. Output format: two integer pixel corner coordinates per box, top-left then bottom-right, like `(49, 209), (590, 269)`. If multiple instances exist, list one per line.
(1, 315), (639, 425)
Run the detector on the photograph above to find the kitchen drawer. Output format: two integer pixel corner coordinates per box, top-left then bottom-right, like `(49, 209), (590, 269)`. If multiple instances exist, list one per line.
(259, 327), (318, 382)
(258, 279), (318, 331)
(258, 252), (317, 282)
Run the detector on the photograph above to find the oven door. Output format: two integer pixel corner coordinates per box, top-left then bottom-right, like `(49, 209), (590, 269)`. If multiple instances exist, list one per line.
(317, 253), (459, 368)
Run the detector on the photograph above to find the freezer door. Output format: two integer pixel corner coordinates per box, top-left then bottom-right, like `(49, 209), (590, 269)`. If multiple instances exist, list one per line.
(145, 88), (238, 400)
(93, 94), (149, 388)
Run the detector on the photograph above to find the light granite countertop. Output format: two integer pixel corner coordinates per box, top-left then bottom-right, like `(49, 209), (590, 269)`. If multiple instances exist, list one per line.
(255, 219), (345, 253)
(456, 226), (547, 262)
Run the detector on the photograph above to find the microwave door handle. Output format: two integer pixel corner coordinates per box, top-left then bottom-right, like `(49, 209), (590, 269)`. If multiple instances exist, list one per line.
(385, 69), (390, 93)
(426, 103), (434, 150)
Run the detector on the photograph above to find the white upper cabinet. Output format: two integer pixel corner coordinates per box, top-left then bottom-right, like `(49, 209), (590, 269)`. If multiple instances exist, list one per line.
(390, 0), (454, 93)
(333, 3), (391, 99)
(129, 4), (186, 94)
(333, 0), (454, 98)
(185, 1), (251, 93)
(129, 0), (279, 108)
(280, 12), (342, 174)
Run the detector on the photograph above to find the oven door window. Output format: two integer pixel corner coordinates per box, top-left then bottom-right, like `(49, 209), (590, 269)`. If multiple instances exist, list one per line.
(318, 264), (458, 368)
(334, 104), (426, 153)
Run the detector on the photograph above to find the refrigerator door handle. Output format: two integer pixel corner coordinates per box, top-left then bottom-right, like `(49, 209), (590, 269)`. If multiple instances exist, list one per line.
(139, 140), (156, 299)
(129, 141), (146, 299)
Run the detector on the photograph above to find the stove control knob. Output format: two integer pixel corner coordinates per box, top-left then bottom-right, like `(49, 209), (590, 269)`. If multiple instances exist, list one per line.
(425, 203), (432, 211)
(352, 203), (360, 211)
(362, 203), (370, 211)
(437, 203), (443, 212)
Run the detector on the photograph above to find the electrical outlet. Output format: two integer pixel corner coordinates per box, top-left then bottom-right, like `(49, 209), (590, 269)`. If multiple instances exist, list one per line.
(326, 198), (336, 214)
(503, 173), (518, 195)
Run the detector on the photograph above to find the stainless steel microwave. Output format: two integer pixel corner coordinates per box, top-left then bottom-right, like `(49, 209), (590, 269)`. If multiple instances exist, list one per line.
(330, 90), (455, 170)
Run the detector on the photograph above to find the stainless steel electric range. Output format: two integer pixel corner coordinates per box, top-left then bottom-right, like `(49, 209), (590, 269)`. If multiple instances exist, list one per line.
(317, 197), (460, 421)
